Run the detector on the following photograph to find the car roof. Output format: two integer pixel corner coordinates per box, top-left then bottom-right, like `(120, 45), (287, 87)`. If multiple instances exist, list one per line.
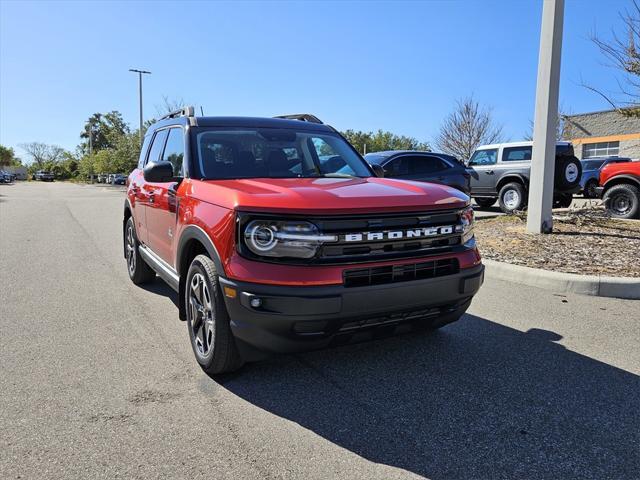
(475, 140), (571, 150)
(149, 116), (335, 134)
(580, 156), (631, 161)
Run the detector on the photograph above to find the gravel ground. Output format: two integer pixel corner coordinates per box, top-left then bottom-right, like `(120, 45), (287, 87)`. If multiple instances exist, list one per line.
(475, 210), (640, 277)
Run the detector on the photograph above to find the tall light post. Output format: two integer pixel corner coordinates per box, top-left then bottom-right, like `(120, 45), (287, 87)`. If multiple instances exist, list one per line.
(128, 68), (151, 145)
(527, 0), (565, 234)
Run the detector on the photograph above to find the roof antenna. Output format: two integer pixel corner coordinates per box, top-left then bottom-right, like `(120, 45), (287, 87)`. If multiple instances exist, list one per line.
(200, 106), (204, 116)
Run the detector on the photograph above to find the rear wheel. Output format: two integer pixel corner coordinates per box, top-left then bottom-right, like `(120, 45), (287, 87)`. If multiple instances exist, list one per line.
(498, 182), (527, 213)
(474, 197), (497, 209)
(186, 254), (243, 375)
(553, 193), (573, 209)
(603, 184), (640, 219)
(125, 217), (155, 284)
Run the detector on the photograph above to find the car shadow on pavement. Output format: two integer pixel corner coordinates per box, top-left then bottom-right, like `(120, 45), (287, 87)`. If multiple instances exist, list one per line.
(218, 314), (639, 479)
(138, 278), (179, 309)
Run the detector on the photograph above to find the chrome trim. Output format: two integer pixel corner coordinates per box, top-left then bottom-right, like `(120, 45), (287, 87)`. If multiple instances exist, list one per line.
(139, 244), (179, 291)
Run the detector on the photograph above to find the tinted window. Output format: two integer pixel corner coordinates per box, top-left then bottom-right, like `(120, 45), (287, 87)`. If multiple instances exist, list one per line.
(503, 146), (532, 162)
(408, 155), (450, 174)
(469, 149), (498, 166)
(384, 157), (409, 176)
(194, 128), (371, 179)
(162, 128), (185, 177)
(146, 129), (169, 166)
(581, 160), (606, 170)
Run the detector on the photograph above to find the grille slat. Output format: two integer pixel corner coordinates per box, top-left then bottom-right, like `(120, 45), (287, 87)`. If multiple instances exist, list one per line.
(343, 258), (459, 288)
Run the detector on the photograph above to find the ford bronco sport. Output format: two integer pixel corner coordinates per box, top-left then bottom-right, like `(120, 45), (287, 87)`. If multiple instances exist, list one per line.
(124, 108), (484, 374)
(468, 141), (582, 213)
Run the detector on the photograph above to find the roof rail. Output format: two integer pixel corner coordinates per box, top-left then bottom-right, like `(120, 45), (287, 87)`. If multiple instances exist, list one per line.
(160, 106), (195, 121)
(273, 113), (324, 124)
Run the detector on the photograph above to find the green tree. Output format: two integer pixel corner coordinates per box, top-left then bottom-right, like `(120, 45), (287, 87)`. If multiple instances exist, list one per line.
(341, 129), (430, 154)
(0, 145), (22, 167)
(80, 111), (130, 154)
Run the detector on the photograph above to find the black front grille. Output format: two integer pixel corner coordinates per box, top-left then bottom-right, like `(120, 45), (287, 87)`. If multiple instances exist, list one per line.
(316, 209), (463, 263)
(343, 258), (459, 288)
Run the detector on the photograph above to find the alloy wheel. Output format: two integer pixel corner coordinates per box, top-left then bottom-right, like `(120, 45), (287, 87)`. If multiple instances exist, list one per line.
(126, 224), (136, 275)
(188, 273), (215, 357)
(503, 189), (520, 210)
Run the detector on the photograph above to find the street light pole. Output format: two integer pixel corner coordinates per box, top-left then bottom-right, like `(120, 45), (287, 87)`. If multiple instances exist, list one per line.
(128, 68), (151, 145)
(527, 0), (565, 234)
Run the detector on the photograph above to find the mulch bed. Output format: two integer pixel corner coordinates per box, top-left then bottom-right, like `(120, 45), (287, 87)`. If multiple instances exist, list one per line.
(474, 209), (640, 278)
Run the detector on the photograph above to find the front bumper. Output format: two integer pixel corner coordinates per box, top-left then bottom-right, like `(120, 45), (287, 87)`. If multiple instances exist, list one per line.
(219, 264), (484, 356)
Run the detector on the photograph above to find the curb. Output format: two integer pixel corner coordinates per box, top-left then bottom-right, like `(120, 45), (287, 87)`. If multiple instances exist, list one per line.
(482, 259), (640, 300)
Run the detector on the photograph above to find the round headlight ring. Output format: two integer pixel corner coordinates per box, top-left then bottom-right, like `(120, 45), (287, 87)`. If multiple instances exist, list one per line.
(248, 223), (278, 252)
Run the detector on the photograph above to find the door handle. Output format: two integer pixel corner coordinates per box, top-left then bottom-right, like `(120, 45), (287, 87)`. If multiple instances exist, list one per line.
(485, 170), (495, 175)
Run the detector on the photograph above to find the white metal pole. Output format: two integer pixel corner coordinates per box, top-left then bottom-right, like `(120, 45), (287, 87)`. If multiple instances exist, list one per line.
(527, 0), (564, 234)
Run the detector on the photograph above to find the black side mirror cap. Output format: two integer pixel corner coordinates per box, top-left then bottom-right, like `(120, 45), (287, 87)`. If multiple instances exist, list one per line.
(370, 163), (385, 178)
(143, 161), (175, 183)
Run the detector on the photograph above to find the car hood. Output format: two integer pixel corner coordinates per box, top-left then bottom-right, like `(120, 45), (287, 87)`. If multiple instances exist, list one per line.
(190, 177), (469, 214)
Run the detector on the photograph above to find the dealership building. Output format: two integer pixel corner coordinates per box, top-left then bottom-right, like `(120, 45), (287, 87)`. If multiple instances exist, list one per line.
(563, 108), (640, 160)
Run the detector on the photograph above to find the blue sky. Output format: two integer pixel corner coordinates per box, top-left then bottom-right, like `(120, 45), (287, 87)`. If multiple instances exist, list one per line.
(0, 0), (633, 156)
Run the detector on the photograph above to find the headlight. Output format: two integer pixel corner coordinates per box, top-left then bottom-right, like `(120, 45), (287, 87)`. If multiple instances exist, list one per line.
(458, 206), (475, 244)
(243, 220), (337, 259)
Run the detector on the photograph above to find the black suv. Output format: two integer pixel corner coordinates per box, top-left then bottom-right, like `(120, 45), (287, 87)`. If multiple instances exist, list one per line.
(468, 141), (582, 213)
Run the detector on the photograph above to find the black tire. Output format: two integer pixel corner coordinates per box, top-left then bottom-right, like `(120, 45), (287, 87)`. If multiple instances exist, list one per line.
(603, 184), (640, 219)
(124, 217), (156, 284)
(583, 179), (599, 199)
(498, 182), (527, 214)
(554, 155), (582, 190)
(553, 193), (573, 209)
(474, 197), (497, 209)
(185, 254), (243, 375)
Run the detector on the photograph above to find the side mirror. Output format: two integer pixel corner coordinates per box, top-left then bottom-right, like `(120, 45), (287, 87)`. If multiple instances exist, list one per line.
(143, 161), (175, 183)
(370, 163), (385, 178)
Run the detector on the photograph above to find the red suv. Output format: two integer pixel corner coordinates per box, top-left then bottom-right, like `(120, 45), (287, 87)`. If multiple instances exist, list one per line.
(124, 108), (484, 374)
(597, 160), (640, 219)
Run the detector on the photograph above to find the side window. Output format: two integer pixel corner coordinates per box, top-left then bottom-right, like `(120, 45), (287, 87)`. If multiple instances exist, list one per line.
(138, 135), (152, 168)
(469, 149), (498, 166)
(408, 156), (450, 175)
(384, 158), (409, 176)
(146, 129), (169, 166)
(162, 128), (185, 177)
(502, 146), (532, 162)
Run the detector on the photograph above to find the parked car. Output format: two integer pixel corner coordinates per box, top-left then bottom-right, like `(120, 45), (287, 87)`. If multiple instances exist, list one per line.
(112, 173), (127, 185)
(34, 170), (54, 181)
(124, 108), (484, 375)
(580, 157), (631, 198)
(0, 170), (14, 183)
(467, 141), (582, 213)
(596, 160), (640, 219)
(364, 151), (471, 194)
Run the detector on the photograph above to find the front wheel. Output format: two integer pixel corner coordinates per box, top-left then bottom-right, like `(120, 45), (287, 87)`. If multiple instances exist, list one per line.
(186, 255), (243, 375)
(603, 184), (640, 219)
(498, 182), (527, 214)
(584, 180), (599, 199)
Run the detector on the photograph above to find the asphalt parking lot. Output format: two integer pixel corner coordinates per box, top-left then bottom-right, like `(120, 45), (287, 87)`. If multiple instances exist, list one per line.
(1, 181), (638, 480)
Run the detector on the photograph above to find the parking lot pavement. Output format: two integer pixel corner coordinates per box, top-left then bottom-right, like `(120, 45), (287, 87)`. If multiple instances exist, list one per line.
(1, 181), (638, 480)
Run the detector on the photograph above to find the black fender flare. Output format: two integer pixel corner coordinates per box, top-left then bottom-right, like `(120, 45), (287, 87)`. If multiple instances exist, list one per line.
(497, 174), (529, 192)
(603, 174), (640, 192)
(175, 225), (225, 321)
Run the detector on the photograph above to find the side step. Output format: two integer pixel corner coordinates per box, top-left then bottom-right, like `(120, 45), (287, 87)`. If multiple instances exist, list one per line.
(138, 245), (180, 292)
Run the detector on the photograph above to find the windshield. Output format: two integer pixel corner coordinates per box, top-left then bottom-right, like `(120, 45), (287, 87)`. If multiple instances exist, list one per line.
(582, 160), (605, 170)
(192, 128), (372, 179)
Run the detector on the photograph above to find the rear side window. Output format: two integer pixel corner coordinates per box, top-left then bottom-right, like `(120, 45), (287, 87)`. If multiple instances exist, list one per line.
(469, 149), (498, 166)
(384, 157), (409, 176)
(162, 128), (185, 176)
(407, 155), (450, 174)
(503, 146), (532, 162)
(146, 129), (169, 166)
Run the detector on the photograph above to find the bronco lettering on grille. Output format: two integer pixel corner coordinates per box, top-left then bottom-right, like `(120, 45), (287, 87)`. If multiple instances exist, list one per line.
(342, 225), (459, 242)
